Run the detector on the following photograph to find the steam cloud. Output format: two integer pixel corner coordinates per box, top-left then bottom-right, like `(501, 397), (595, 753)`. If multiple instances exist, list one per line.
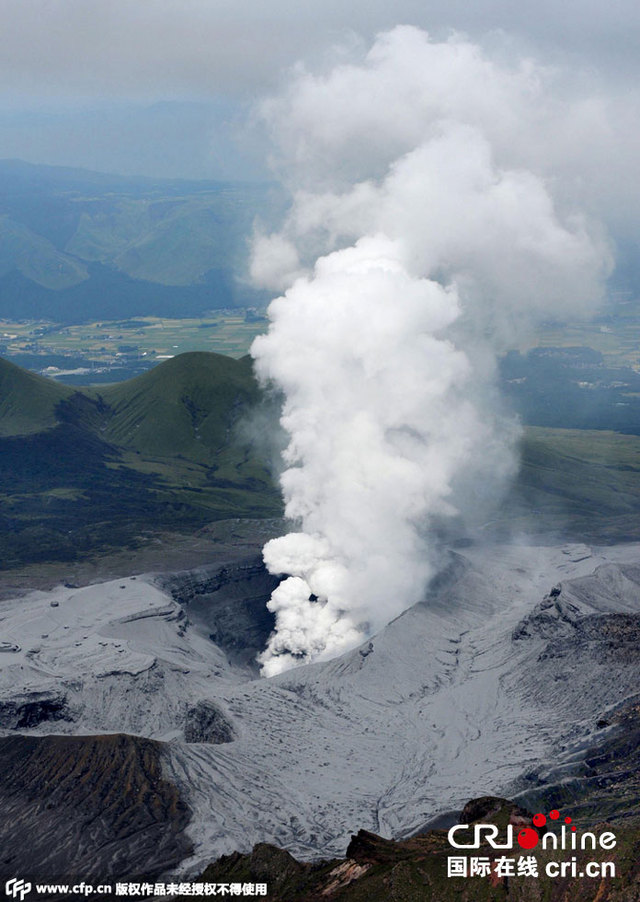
(251, 26), (612, 676)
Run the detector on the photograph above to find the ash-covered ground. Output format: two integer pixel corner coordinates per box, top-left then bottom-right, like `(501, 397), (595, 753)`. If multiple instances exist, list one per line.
(0, 539), (639, 879)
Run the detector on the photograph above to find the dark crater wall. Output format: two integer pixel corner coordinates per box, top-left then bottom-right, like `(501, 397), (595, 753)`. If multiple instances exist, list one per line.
(516, 699), (640, 825)
(160, 556), (280, 667)
(0, 733), (191, 881)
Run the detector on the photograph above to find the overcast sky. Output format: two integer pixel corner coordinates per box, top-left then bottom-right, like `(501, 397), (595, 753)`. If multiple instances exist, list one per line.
(0, 0), (639, 179)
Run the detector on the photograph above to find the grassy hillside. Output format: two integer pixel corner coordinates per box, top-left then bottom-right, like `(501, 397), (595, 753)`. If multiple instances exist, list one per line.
(0, 352), (281, 568)
(98, 352), (259, 461)
(0, 215), (89, 290)
(69, 193), (257, 286)
(0, 356), (73, 436)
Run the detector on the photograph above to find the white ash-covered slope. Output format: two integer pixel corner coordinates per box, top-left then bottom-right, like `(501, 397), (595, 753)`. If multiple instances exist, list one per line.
(0, 542), (639, 875)
(0, 574), (237, 738)
(168, 542), (640, 869)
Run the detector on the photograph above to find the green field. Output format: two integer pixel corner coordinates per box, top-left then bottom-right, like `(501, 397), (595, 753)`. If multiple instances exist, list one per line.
(3, 331), (640, 577)
(3, 291), (640, 390)
(518, 292), (640, 371)
(502, 426), (640, 542)
(0, 312), (269, 367)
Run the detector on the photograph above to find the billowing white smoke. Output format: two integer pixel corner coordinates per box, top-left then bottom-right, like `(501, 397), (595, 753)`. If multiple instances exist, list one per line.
(250, 26), (612, 676)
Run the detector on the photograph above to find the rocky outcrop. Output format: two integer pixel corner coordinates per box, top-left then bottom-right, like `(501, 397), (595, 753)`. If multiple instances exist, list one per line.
(512, 563), (640, 678)
(517, 699), (640, 824)
(0, 691), (73, 729)
(458, 795), (531, 826)
(184, 701), (235, 744)
(195, 842), (332, 901)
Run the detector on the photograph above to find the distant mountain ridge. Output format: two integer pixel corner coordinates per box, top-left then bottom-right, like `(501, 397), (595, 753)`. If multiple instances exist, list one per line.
(0, 159), (280, 321)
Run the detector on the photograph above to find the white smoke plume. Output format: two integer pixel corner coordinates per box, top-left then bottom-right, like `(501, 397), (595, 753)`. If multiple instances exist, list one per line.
(250, 26), (612, 677)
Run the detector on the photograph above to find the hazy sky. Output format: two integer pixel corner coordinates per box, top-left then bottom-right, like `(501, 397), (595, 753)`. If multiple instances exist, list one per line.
(1, 0), (639, 180)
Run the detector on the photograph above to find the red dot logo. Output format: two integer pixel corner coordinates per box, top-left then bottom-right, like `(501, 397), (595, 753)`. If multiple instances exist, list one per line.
(549, 809), (560, 820)
(533, 813), (546, 827)
(517, 828), (539, 849)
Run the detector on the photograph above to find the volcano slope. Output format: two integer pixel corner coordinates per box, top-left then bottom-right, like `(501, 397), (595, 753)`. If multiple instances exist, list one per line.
(1, 539), (639, 883)
(0, 733), (191, 880)
(165, 542), (640, 869)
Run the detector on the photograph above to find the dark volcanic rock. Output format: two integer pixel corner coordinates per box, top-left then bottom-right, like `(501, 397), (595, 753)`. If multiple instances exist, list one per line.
(0, 691), (73, 729)
(195, 842), (322, 901)
(159, 557), (279, 667)
(460, 795), (531, 825)
(0, 733), (191, 881)
(517, 699), (640, 824)
(184, 701), (235, 744)
(512, 567), (640, 667)
(346, 829), (411, 864)
(509, 567), (640, 784)
(516, 603), (640, 666)
(247, 843), (306, 887)
(512, 592), (584, 641)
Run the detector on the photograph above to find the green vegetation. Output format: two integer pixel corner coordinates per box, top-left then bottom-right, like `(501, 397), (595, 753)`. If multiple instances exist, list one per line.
(0, 356), (72, 436)
(4, 348), (640, 572)
(532, 297), (640, 371)
(98, 353), (260, 460)
(0, 215), (89, 290)
(0, 352), (281, 569)
(66, 191), (256, 286)
(0, 313), (269, 373)
(508, 427), (640, 542)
